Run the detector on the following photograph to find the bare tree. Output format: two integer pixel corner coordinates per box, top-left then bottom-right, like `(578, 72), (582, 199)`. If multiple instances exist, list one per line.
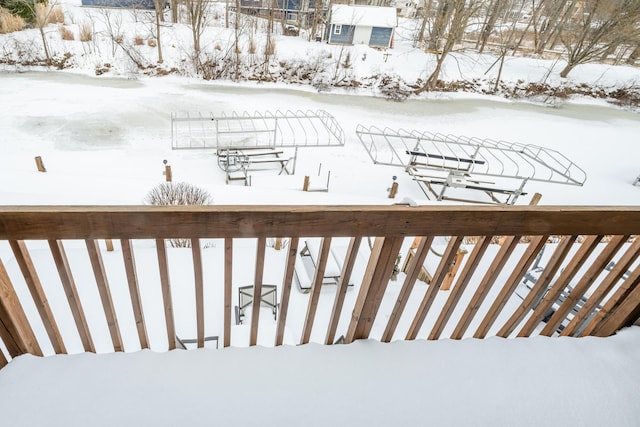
(185, 0), (208, 72)
(309, 0), (323, 41)
(153, 0), (164, 63)
(417, 0), (481, 92)
(559, 0), (640, 77)
(415, 0), (435, 46)
(264, 0), (275, 73)
(234, 0), (240, 80)
(426, 0), (454, 51)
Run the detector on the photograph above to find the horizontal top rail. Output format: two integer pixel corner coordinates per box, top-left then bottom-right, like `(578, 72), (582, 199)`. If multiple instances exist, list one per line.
(0, 206), (638, 240)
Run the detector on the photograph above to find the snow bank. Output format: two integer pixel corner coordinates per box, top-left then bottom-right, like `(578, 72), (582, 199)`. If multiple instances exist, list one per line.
(1, 327), (640, 426)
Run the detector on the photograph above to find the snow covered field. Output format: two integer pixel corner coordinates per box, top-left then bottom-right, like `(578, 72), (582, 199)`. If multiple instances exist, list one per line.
(1, 1), (640, 424)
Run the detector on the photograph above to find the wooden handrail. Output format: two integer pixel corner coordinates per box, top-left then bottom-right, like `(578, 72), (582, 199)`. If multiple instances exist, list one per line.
(0, 206), (639, 239)
(0, 205), (638, 365)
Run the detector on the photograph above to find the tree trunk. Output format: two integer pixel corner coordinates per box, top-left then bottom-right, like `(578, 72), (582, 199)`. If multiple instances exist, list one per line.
(559, 62), (573, 78)
(171, 0), (178, 23)
(234, 0), (240, 81)
(154, 0), (164, 63)
(428, 0), (452, 51)
(416, 0), (433, 46)
(38, 26), (51, 65)
(626, 46), (640, 65)
(478, 0), (502, 53)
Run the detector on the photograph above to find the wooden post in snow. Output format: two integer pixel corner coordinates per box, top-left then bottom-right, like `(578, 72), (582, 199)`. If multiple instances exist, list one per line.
(530, 192), (542, 206)
(105, 239), (114, 252)
(388, 182), (399, 198)
(388, 176), (398, 198)
(35, 156), (46, 172)
(303, 176), (310, 191)
(165, 165), (172, 182)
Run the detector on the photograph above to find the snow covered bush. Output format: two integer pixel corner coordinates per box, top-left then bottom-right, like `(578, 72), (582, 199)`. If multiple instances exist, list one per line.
(144, 182), (213, 247)
(377, 73), (413, 101)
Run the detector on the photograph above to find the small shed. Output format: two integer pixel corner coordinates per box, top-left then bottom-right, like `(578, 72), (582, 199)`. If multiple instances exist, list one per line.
(326, 5), (397, 49)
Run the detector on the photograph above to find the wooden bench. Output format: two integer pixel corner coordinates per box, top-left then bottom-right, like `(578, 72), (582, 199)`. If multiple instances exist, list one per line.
(217, 148), (292, 175)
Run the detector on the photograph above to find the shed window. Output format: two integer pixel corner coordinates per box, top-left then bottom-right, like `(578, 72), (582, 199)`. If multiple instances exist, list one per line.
(333, 25), (342, 35)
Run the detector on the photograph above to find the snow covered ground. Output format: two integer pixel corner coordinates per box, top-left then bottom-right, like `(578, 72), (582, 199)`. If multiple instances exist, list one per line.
(1, 1), (640, 424)
(1, 328), (640, 426)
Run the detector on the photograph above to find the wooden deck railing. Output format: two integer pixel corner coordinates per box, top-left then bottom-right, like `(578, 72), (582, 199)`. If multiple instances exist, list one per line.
(0, 206), (639, 368)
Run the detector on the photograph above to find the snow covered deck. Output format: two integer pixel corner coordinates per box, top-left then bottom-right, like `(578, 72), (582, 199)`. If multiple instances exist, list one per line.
(1, 329), (640, 426)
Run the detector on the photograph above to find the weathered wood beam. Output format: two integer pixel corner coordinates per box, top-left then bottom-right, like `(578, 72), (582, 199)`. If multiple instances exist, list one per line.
(581, 264), (640, 337)
(156, 239), (176, 350)
(497, 235), (577, 338)
(86, 239), (123, 352)
(301, 237), (332, 345)
(346, 236), (404, 343)
(224, 238), (233, 348)
(326, 237), (362, 345)
(48, 240), (95, 353)
(541, 235), (628, 336)
(10, 240), (66, 354)
(120, 239), (148, 349)
(0, 206), (638, 239)
(191, 238), (205, 348)
(0, 258), (42, 357)
(563, 238), (640, 337)
(276, 237), (299, 346)
(518, 235), (602, 337)
(450, 236), (520, 340)
(406, 236), (465, 340)
(429, 236), (491, 340)
(594, 272), (640, 337)
(474, 235), (548, 338)
(381, 236), (434, 343)
(250, 237), (266, 347)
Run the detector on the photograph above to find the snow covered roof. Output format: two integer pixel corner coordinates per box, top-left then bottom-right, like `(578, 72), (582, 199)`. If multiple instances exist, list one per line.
(330, 5), (397, 28)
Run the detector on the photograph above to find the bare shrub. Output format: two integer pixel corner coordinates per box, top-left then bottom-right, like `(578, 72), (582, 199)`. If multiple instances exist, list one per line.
(147, 38), (157, 47)
(80, 22), (92, 42)
(265, 39), (276, 56)
(144, 182), (213, 248)
(36, 3), (63, 26)
(59, 25), (74, 41)
(134, 34), (144, 46)
(0, 8), (24, 33)
(50, 4), (64, 24)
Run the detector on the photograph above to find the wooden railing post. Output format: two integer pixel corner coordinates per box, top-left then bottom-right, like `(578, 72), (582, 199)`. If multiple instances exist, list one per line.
(86, 239), (123, 352)
(301, 237), (333, 344)
(276, 237), (299, 346)
(10, 240), (66, 354)
(250, 238), (266, 346)
(156, 238), (176, 350)
(224, 238), (233, 348)
(120, 239), (148, 349)
(48, 239), (95, 353)
(325, 237), (362, 345)
(345, 236), (404, 344)
(0, 258), (42, 357)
